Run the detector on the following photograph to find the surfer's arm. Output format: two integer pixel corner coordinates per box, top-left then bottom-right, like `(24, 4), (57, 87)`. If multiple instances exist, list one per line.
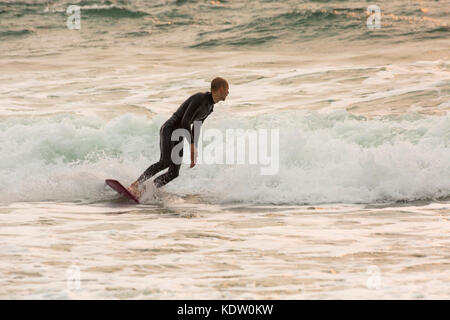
(180, 95), (202, 142)
(180, 96), (202, 169)
(189, 119), (204, 168)
(190, 142), (197, 168)
(191, 119), (203, 148)
(188, 121), (202, 168)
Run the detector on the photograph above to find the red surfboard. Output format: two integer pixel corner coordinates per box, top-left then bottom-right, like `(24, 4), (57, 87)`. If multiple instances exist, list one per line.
(105, 179), (140, 204)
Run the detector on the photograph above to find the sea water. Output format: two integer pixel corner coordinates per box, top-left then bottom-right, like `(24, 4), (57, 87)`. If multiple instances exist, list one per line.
(0, 0), (449, 299)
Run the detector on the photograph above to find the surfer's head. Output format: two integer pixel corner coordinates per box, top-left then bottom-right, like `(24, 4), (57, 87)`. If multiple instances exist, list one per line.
(211, 77), (229, 103)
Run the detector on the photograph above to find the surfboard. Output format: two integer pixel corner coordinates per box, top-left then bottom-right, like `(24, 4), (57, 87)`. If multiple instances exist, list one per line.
(105, 179), (140, 204)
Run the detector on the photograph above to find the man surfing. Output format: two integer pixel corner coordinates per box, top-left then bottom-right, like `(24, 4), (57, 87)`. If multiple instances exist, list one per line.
(128, 77), (229, 198)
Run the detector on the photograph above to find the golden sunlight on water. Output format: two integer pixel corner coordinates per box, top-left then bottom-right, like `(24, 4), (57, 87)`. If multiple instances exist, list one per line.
(0, 200), (448, 299)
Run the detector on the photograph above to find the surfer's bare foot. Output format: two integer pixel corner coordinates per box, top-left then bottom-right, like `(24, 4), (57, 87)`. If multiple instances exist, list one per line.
(128, 181), (141, 198)
(130, 181), (148, 199)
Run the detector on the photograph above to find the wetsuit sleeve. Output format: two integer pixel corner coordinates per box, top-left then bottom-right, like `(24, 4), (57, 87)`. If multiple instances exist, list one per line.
(180, 94), (202, 143)
(191, 120), (203, 148)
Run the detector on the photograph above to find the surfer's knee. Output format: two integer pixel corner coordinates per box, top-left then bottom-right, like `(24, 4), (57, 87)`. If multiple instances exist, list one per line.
(169, 165), (180, 178)
(171, 170), (179, 178)
(160, 158), (172, 168)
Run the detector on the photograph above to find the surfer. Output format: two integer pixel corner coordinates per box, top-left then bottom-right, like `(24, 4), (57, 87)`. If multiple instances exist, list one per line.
(128, 77), (229, 198)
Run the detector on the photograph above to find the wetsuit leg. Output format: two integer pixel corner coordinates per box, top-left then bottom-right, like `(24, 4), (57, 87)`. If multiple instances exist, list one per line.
(136, 119), (176, 184)
(153, 136), (183, 188)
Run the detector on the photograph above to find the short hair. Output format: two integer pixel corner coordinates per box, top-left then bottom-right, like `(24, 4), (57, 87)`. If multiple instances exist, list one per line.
(211, 77), (228, 91)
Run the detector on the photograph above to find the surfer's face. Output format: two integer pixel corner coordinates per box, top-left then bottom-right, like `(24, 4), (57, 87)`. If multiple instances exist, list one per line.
(218, 85), (229, 101)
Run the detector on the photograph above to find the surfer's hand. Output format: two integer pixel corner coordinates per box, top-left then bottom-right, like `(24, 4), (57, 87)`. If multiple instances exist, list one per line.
(190, 143), (197, 168)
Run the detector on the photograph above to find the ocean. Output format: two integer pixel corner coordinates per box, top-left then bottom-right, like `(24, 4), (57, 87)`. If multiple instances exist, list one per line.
(0, 0), (449, 299)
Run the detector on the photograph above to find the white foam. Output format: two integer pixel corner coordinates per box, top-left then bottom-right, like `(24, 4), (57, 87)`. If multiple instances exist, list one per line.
(1, 111), (448, 205)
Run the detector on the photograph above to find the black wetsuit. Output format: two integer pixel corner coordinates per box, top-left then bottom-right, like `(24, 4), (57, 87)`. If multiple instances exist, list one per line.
(137, 91), (215, 187)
